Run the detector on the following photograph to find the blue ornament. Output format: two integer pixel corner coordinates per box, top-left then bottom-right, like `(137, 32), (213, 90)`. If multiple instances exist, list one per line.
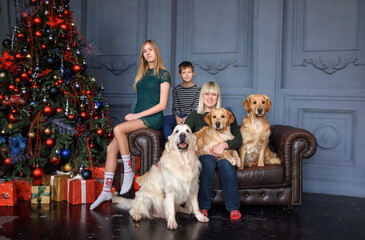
(94, 102), (103, 111)
(60, 148), (72, 160)
(82, 169), (92, 180)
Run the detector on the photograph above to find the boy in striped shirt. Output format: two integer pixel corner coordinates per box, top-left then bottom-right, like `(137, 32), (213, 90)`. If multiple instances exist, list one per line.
(162, 61), (201, 142)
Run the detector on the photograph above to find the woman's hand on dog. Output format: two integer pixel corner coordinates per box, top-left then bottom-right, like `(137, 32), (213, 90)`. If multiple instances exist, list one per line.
(210, 142), (228, 157)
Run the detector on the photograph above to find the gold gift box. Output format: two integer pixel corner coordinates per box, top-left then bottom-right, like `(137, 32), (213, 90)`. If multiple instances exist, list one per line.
(31, 185), (50, 204)
(42, 173), (69, 201)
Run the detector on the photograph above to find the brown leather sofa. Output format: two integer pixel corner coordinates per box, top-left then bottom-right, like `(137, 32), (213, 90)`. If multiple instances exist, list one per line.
(128, 125), (317, 207)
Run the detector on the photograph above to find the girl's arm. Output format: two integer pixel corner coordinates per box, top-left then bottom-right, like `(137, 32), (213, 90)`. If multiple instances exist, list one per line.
(125, 82), (170, 121)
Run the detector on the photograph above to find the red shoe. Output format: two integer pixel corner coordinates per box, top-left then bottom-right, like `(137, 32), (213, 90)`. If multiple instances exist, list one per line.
(200, 209), (208, 217)
(230, 210), (242, 220)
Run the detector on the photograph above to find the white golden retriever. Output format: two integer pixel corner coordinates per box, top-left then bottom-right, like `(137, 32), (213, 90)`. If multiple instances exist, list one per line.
(112, 124), (209, 229)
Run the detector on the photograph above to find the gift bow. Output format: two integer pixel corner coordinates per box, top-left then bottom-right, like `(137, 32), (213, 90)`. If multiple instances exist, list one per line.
(31, 185), (50, 203)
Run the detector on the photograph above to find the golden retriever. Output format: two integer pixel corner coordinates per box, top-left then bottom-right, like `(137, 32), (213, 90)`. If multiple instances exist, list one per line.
(112, 124), (209, 230)
(194, 108), (240, 167)
(238, 94), (281, 169)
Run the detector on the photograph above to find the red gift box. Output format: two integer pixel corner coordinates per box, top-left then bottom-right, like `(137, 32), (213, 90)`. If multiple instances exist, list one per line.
(65, 177), (96, 205)
(14, 178), (32, 201)
(0, 181), (17, 206)
(92, 163), (106, 179)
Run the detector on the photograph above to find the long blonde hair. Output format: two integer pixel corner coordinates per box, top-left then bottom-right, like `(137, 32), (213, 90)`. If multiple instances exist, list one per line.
(133, 40), (166, 90)
(197, 81), (222, 114)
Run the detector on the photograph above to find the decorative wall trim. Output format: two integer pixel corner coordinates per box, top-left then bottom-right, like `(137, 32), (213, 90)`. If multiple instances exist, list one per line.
(99, 61), (137, 75)
(192, 59), (239, 75)
(302, 57), (359, 74)
(314, 123), (341, 150)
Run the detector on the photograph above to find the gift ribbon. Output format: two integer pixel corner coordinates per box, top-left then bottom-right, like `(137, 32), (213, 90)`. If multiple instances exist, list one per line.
(66, 174), (87, 204)
(31, 185), (50, 204)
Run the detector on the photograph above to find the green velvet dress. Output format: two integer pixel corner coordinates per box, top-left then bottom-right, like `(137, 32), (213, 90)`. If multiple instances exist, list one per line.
(134, 68), (171, 130)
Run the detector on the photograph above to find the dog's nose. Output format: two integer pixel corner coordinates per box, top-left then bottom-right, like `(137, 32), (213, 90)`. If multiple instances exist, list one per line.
(179, 133), (186, 142)
(257, 108), (263, 114)
(215, 122), (221, 128)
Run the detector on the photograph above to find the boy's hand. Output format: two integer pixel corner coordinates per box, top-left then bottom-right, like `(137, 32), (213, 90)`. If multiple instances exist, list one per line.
(181, 116), (187, 124)
(175, 115), (183, 125)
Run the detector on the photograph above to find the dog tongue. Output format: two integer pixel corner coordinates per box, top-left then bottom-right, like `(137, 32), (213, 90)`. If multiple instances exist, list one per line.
(257, 113), (263, 117)
(178, 142), (187, 149)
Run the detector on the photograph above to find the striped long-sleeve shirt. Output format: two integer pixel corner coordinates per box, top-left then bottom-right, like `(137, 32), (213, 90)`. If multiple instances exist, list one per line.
(172, 84), (201, 116)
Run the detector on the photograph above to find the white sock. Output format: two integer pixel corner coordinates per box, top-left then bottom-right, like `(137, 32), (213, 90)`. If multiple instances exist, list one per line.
(90, 172), (114, 210)
(119, 154), (135, 195)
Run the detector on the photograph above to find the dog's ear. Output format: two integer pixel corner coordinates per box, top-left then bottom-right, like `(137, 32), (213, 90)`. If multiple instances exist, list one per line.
(204, 112), (212, 126)
(165, 135), (173, 152)
(227, 110), (235, 125)
(265, 95), (272, 112)
(243, 96), (251, 112)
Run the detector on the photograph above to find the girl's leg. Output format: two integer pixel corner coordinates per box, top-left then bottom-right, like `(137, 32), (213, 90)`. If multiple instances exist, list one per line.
(217, 159), (240, 212)
(198, 155), (217, 212)
(90, 138), (119, 210)
(113, 119), (147, 194)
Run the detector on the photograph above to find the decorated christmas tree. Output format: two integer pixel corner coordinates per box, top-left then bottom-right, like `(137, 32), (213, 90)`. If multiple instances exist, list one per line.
(0, 0), (112, 178)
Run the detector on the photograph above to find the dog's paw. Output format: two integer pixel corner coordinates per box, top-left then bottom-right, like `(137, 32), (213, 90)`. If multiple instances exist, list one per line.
(132, 213), (142, 221)
(167, 218), (178, 230)
(196, 213), (209, 223)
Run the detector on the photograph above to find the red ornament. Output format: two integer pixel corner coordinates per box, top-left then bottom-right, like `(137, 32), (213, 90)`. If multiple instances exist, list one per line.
(86, 90), (91, 95)
(17, 33), (25, 39)
(41, 44), (47, 50)
(8, 114), (18, 123)
(21, 12), (28, 19)
(68, 113), (75, 120)
(4, 158), (11, 167)
(33, 17), (42, 26)
(45, 137), (55, 148)
(21, 72), (28, 79)
(64, 9), (70, 15)
(15, 77), (21, 83)
(50, 156), (60, 165)
(71, 64), (82, 74)
(89, 143), (95, 148)
(60, 23), (68, 31)
(56, 107), (63, 113)
(107, 132), (113, 139)
(15, 53), (23, 60)
(31, 166), (44, 179)
(11, 109), (17, 114)
(43, 105), (54, 115)
(0, 94), (3, 101)
(80, 111), (89, 120)
(58, 14), (64, 19)
(97, 128), (105, 137)
(8, 84), (16, 92)
(35, 30), (42, 37)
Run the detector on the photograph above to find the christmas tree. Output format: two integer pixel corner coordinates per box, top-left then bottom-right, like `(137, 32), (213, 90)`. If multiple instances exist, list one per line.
(0, 0), (112, 178)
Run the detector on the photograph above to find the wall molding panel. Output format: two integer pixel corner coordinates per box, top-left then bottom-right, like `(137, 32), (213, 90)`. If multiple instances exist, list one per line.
(302, 57), (359, 74)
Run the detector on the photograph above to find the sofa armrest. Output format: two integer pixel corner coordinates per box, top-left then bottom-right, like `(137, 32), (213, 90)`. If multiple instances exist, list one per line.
(128, 128), (164, 175)
(270, 125), (317, 204)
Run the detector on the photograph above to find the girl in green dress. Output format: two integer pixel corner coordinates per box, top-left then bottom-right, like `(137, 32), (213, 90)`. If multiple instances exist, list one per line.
(91, 40), (171, 210)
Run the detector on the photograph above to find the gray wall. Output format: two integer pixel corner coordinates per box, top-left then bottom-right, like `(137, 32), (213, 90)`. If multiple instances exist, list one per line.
(2, 0), (365, 198)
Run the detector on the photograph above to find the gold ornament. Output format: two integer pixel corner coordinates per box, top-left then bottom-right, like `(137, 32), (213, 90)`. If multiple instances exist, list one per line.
(63, 163), (73, 172)
(1, 129), (5, 134)
(8, 123), (13, 130)
(28, 132), (36, 138)
(0, 72), (6, 78)
(53, 75), (58, 80)
(44, 127), (51, 135)
(91, 77), (96, 82)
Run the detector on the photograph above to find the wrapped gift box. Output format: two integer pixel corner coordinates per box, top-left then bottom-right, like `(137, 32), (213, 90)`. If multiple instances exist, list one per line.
(14, 178), (32, 201)
(42, 172), (72, 201)
(31, 185), (51, 204)
(66, 178), (95, 205)
(92, 163), (106, 179)
(0, 180), (17, 206)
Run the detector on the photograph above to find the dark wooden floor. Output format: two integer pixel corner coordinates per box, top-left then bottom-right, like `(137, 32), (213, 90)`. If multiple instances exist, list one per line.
(1, 193), (364, 240)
